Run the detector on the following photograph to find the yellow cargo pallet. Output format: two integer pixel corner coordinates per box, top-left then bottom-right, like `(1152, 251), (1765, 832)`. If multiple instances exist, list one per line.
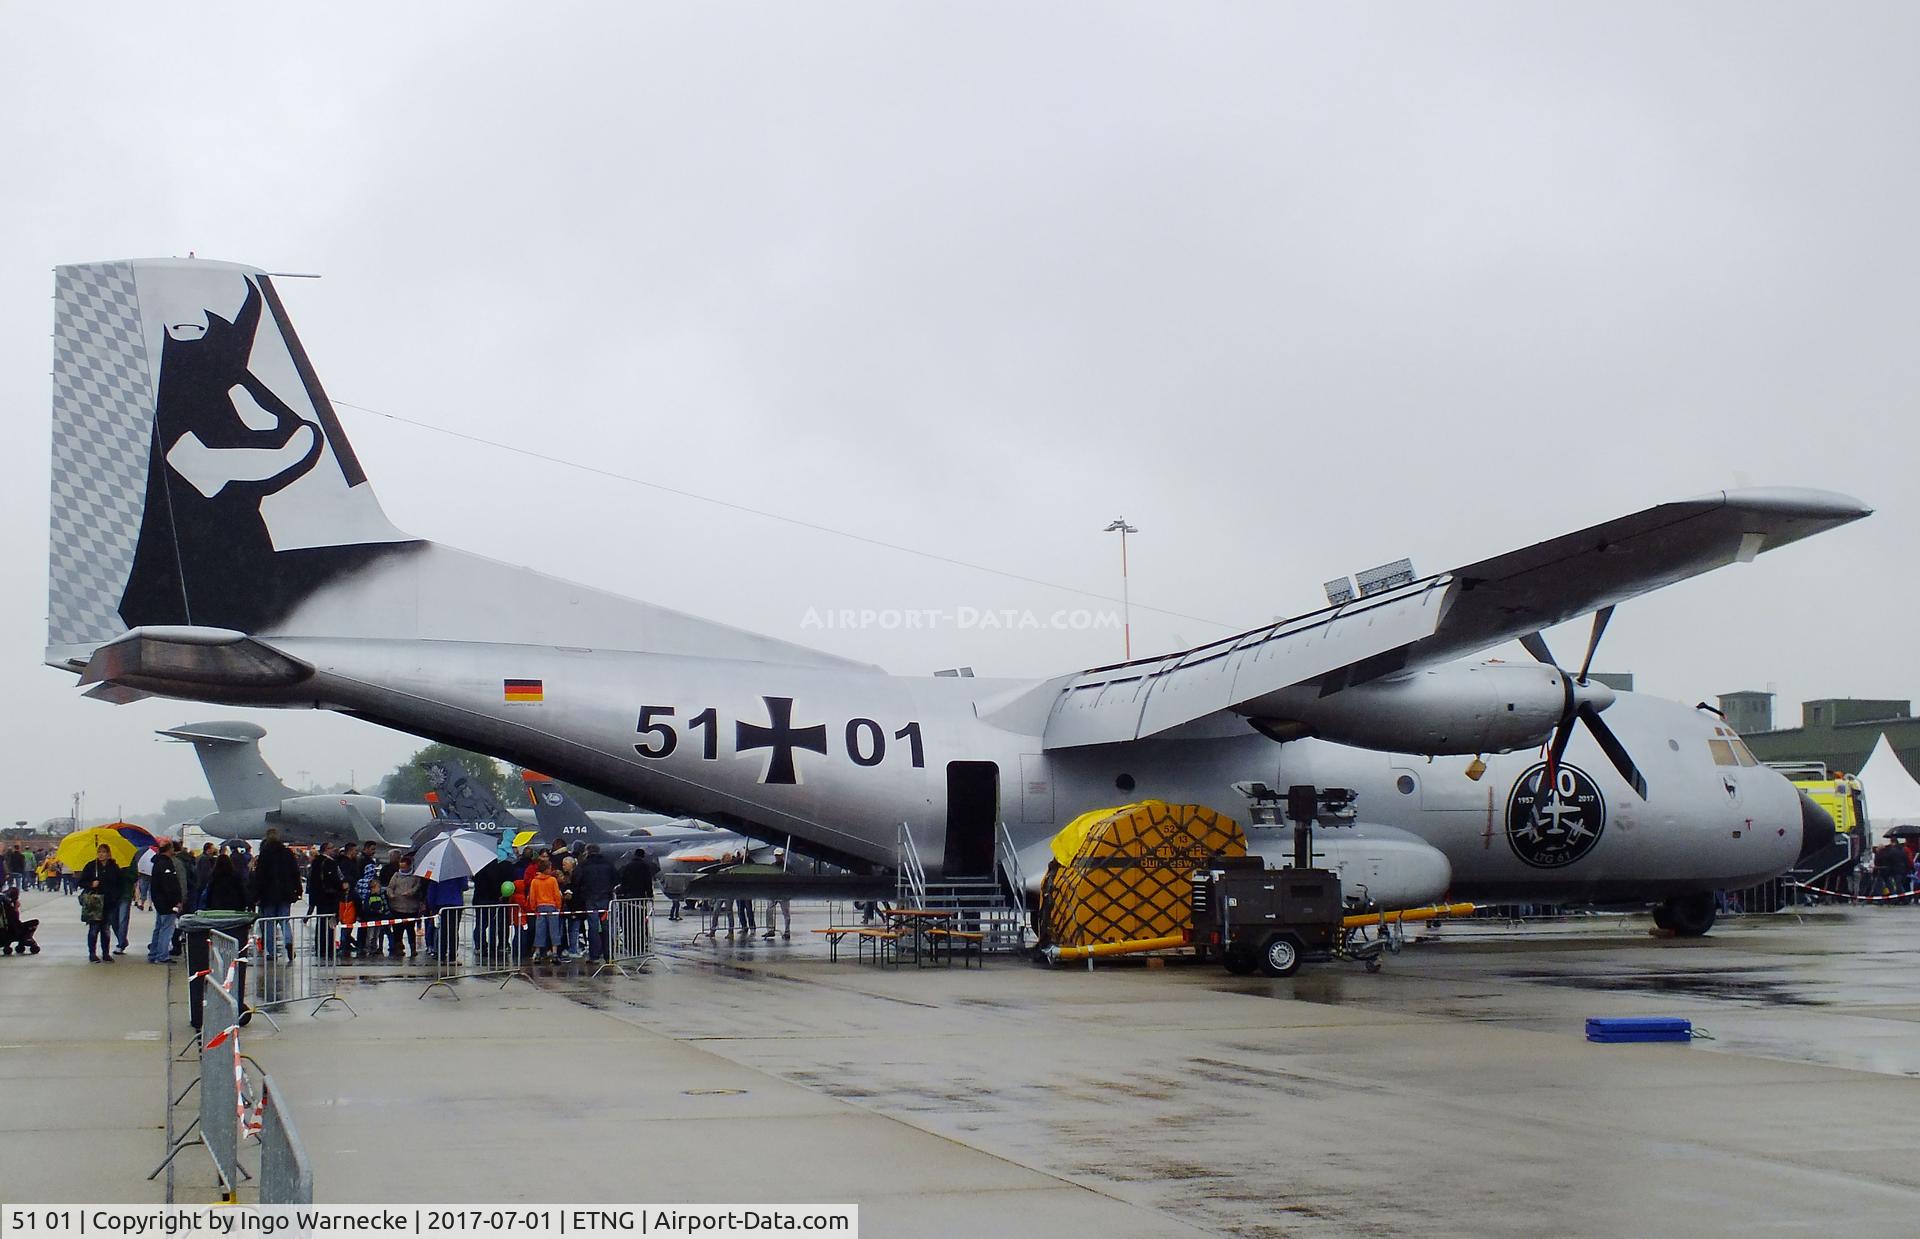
(1039, 800), (1245, 953)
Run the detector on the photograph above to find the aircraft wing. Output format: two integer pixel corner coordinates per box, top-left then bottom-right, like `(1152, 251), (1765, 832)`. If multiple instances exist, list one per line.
(1039, 488), (1869, 749)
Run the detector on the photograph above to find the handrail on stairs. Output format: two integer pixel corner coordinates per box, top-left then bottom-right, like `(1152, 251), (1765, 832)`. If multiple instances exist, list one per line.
(896, 822), (928, 910)
(994, 820), (1030, 946)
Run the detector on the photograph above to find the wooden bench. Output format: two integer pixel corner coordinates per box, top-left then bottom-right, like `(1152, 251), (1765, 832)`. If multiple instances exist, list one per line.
(924, 927), (986, 969)
(813, 926), (859, 962)
(815, 926), (901, 966)
(854, 927), (901, 967)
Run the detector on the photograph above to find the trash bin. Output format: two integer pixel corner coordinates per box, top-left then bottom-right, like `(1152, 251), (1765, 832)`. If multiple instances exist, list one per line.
(178, 911), (256, 1031)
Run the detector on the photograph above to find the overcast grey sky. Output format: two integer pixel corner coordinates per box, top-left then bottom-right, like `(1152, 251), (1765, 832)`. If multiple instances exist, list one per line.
(3, 2), (1914, 825)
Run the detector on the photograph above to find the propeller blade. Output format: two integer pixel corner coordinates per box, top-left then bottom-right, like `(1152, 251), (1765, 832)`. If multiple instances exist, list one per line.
(1577, 606), (1614, 684)
(1578, 702), (1648, 799)
(1519, 632), (1556, 666)
(1541, 706), (1576, 790)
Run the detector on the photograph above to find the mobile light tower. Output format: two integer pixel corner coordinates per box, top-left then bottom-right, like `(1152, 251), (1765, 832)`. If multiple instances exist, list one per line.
(1104, 518), (1138, 660)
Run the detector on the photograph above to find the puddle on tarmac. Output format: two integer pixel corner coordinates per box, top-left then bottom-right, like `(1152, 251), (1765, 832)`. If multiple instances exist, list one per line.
(1497, 968), (1826, 1006)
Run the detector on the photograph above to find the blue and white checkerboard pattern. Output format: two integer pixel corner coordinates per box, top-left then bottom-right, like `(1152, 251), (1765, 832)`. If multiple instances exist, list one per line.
(48, 262), (154, 648)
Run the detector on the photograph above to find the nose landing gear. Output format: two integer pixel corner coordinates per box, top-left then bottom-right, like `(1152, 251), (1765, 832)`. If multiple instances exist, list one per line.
(1653, 892), (1718, 937)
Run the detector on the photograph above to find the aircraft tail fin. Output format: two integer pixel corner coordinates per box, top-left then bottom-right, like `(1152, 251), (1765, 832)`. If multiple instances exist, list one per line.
(158, 721), (296, 812)
(520, 772), (612, 846)
(48, 258), (417, 660)
(420, 760), (523, 836)
(49, 258), (876, 677)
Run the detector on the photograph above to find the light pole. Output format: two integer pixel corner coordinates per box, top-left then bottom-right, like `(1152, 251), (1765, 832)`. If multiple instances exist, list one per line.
(1104, 518), (1138, 660)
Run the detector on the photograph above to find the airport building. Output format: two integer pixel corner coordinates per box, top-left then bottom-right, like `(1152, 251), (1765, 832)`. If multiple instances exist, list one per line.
(1719, 690), (1920, 775)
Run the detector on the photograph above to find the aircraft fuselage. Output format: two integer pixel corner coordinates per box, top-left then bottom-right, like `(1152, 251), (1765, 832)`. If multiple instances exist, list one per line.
(146, 637), (1806, 903)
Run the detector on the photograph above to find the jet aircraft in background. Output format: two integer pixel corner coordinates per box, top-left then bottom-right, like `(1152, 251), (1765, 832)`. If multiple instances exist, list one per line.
(519, 770), (751, 862)
(46, 259), (1871, 935)
(166, 720), (701, 849)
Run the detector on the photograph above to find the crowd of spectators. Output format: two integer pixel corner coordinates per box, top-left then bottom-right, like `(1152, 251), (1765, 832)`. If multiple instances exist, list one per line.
(3, 832), (819, 966)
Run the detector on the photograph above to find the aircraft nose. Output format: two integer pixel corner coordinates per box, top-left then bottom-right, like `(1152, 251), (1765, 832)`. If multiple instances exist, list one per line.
(1797, 790), (1836, 862)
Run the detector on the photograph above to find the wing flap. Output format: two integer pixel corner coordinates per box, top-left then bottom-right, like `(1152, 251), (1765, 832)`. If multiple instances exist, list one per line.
(1045, 577), (1452, 746)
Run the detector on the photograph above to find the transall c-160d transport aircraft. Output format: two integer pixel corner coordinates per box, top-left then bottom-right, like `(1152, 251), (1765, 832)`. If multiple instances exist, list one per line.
(43, 258), (1871, 936)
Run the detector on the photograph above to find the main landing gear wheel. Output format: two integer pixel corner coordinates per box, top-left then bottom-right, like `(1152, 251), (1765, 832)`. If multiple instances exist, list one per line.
(1661, 892), (1717, 938)
(1258, 933), (1303, 978)
(1222, 945), (1258, 976)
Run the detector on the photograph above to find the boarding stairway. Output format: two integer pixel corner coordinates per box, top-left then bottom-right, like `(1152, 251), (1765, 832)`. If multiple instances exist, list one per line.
(897, 823), (1032, 954)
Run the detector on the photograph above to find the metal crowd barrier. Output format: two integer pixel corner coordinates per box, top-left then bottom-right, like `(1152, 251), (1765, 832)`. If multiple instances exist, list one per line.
(1722, 878), (1801, 916)
(203, 930), (248, 1194)
(421, 902), (526, 998)
(415, 900), (654, 993)
(155, 930), (249, 1195)
(249, 912), (355, 1021)
(597, 897), (653, 976)
(151, 931), (248, 1195)
(153, 930), (319, 1203)
(256, 1068), (314, 1204)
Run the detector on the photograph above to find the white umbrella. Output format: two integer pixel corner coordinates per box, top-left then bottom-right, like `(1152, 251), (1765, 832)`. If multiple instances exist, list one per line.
(412, 830), (504, 882)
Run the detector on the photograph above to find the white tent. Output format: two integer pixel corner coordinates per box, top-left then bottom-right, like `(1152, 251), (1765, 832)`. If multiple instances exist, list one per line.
(1857, 733), (1920, 829)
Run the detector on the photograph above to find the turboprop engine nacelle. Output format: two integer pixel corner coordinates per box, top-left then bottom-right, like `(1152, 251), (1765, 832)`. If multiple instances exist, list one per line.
(1249, 823), (1453, 910)
(1252, 661), (1610, 756)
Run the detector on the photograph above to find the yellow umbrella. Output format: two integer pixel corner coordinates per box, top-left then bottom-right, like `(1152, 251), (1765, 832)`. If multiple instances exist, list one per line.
(55, 825), (139, 871)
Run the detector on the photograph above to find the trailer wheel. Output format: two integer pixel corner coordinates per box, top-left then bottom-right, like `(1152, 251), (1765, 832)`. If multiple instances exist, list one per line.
(1222, 945), (1258, 975)
(1258, 933), (1303, 978)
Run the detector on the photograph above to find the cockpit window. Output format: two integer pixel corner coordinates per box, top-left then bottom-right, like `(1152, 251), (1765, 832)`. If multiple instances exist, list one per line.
(1704, 725), (1760, 767)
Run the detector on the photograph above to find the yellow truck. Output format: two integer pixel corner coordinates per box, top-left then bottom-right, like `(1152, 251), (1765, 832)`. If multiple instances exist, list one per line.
(1769, 763), (1869, 883)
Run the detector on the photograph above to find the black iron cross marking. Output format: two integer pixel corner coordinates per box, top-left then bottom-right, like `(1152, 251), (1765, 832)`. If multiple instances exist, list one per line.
(736, 695), (828, 785)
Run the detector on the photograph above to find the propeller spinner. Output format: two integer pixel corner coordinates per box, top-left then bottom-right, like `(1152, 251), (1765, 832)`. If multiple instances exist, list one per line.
(1520, 606), (1649, 799)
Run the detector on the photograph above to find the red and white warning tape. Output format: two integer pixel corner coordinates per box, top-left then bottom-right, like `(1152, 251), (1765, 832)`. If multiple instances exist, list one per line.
(328, 913), (434, 931)
(245, 1077), (266, 1137)
(199, 1020), (256, 1137)
(1790, 882), (1917, 903)
(191, 943), (259, 1140)
(190, 953), (242, 996)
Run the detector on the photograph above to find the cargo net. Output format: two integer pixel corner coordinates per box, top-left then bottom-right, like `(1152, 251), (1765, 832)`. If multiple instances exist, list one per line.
(1039, 801), (1246, 950)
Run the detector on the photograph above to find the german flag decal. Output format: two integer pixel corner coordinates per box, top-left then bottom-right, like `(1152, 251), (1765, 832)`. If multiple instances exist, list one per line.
(503, 678), (544, 704)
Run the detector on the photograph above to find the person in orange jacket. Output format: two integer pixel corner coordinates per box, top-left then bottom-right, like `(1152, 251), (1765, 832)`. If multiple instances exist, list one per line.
(526, 861), (565, 962)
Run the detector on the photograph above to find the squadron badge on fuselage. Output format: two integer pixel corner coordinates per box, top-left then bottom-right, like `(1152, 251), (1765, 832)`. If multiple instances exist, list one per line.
(1507, 762), (1607, 868)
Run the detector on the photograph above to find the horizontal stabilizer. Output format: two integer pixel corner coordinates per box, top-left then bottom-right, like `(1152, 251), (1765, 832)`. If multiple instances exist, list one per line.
(79, 628), (312, 691)
(157, 720), (269, 745)
(83, 683), (152, 705)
